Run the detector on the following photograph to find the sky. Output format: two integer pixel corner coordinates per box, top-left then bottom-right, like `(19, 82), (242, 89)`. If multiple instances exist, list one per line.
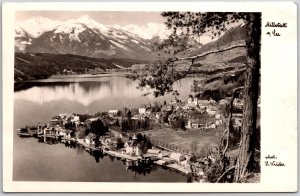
(16, 11), (165, 26)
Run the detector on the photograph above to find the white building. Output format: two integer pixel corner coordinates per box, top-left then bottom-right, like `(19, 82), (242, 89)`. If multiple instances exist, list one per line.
(108, 110), (119, 117)
(169, 152), (186, 162)
(139, 108), (146, 115)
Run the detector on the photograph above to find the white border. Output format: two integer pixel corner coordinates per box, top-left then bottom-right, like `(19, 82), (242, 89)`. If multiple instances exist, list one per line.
(2, 2), (298, 192)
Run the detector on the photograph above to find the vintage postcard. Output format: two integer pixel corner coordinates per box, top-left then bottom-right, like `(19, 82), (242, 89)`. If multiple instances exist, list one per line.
(2, 1), (297, 192)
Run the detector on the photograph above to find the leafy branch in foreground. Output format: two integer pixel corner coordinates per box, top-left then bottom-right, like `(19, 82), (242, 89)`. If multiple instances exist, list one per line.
(134, 12), (261, 183)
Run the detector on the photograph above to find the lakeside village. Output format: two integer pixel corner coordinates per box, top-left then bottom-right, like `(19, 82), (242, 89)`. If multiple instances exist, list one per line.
(17, 81), (255, 182)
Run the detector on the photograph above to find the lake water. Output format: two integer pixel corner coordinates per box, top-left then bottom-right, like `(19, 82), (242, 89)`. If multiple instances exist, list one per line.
(13, 73), (197, 182)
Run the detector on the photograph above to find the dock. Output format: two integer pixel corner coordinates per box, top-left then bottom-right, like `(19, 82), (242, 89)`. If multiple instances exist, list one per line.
(104, 150), (138, 161)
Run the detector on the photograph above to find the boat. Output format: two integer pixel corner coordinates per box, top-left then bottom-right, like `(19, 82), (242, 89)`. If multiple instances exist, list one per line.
(16, 128), (32, 137)
(17, 132), (32, 137)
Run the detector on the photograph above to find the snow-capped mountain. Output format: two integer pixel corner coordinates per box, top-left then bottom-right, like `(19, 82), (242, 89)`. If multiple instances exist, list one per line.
(16, 16), (63, 38)
(111, 23), (170, 40)
(15, 15), (171, 60)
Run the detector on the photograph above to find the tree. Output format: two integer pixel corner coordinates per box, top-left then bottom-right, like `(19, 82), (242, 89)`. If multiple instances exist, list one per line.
(134, 12), (261, 182)
(153, 101), (161, 112)
(90, 119), (108, 137)
(116, 138), (124, 149)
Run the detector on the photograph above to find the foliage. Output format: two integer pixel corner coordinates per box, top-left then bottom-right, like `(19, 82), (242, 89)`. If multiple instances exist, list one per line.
(64, 121), (76, 131)
(152, 101), (162, 112)
(79, 114), (92, 122)
(169, 114), (186, 130)
(116, 138), (125, 149)
(75, 130), (85, 139)
(89, 119), (109, 137)
(121, 117), (150, 132)
(134, 12), (261, 182)
(133, 12), (252, 97)
(205, 156), (232, 183)
(135, 133), (152, 153)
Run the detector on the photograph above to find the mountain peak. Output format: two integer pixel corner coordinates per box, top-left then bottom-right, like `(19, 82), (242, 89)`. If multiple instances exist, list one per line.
(74, 15), (93, 23)
(16, 16), (62, 38)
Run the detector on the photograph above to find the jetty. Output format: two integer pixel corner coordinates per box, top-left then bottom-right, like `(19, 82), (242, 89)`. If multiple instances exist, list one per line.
(104, 150), (139, 161)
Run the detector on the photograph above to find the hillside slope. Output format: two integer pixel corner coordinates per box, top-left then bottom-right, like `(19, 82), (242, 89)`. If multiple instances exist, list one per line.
(187, 25), (249, 100)
(14, 52), (148, 82)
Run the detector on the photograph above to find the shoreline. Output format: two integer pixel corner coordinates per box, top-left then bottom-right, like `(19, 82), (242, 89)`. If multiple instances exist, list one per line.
(14, 72), (202, 84)
(15, 72), (132, 83)
(59, 136), (196, 177)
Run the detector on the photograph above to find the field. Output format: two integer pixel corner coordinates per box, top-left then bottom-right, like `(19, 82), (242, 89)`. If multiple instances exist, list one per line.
(140, 127), (223, 156)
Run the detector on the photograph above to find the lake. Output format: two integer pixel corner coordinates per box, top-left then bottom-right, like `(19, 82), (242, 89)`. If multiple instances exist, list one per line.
(13, 73), (198, 182)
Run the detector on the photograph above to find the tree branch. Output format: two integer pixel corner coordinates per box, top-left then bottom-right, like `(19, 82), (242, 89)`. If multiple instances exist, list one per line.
(178, 42), (246, 61)
(216, 166), (236, 183)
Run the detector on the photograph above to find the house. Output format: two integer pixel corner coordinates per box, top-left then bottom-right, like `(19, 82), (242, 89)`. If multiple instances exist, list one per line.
(37, 124), (47, 135)
(124, 141), (143, 156)
(162, 105), (173, 112)
(70, 115), (80, 127)
(216, 119), (223, 126)
(108, 110), (119, 117)
(187, 111), (214, 129)
(158, 151), (171, 159)
(88, 117), (99, 122)
(187, 95), (193, 104)
(215, 114), (221, 119)
(205, 123), (216, 129)
(147, 149), (161, 155)
(43, 127), (56, 135)
(183, 102), (197, 110)
(206, 106), (218, 116)
(197, 99), (209, 108)
(85, 133), (96, 146)
(59, 113), (71, 120)
(50, 118), (61, 126)
(131, 114), (141, 120)
(208, 98), (217, 105)
(54, 125), (64, 136)
(155, 112), (161, 120)
(155, 160), (169, 166)
(185, 95), (210, 110)
(169, 152), (186, 162)
(179, 159), (190, 169)
(233, 99), (244, 109)
(139, 108), (146, 115)
(60, 129), (72, 139)
(72, 115), (80, 122)
(132, 133), (137, 140)
(219, 99), (229, 106)
(187, 95), (199, 105)
(145, 106), (153, 115)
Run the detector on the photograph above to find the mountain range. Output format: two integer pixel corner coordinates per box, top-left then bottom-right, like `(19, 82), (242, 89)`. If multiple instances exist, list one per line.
(15, 15), (248, 88)
(15, 15), (170, 61)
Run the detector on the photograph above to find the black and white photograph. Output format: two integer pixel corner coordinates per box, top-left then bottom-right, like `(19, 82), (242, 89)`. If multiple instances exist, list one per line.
(2, 2), (297, 192)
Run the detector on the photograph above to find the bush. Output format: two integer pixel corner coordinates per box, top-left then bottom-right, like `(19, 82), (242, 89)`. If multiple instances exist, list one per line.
(116, 138), (124, 149)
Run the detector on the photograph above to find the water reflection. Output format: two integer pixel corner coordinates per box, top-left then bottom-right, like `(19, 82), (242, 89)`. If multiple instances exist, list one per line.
(14, 76), (195, 107)
(34, 136), (159, 178)
(14, 75), (194, 182)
